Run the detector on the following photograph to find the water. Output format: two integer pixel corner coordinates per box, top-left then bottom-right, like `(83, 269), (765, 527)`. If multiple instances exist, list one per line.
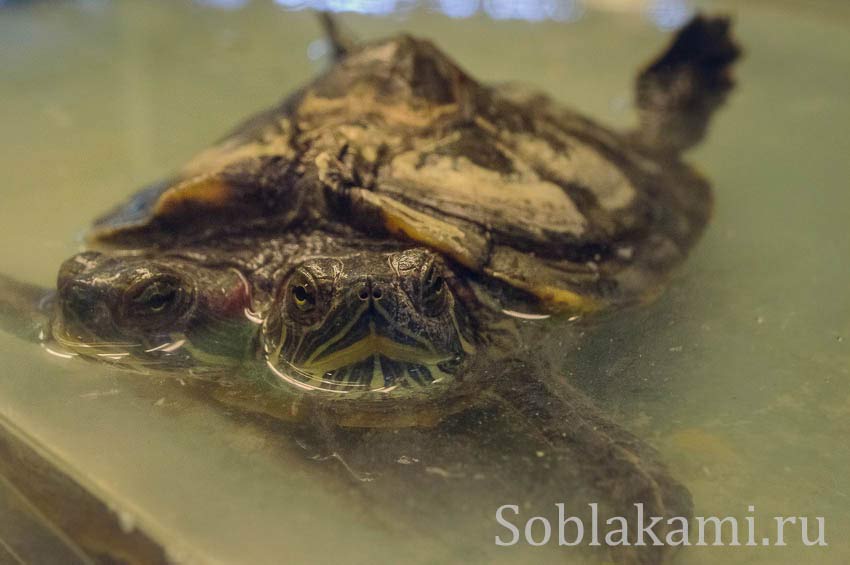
(1, 1), (848, 564)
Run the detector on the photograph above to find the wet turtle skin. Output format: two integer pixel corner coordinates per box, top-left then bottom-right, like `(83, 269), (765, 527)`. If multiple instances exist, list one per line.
(0, 13), (741, 565)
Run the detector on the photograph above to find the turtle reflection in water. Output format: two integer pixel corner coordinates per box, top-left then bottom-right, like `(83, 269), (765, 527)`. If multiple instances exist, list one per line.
(0, 13), (740, 565)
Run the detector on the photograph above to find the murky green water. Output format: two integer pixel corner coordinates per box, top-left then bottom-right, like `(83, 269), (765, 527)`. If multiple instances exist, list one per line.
(0, 1), (848, 564)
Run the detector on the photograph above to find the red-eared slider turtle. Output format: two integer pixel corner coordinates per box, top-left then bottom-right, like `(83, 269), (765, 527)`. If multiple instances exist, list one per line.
(0, 13), (740, 565)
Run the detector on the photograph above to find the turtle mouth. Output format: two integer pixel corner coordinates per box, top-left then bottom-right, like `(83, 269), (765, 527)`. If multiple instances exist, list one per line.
(267, 353), (465, 395)
(265, 300), (472, 395)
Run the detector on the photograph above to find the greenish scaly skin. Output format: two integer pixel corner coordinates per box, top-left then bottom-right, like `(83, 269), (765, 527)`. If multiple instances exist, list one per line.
(0, 13), (743, 564)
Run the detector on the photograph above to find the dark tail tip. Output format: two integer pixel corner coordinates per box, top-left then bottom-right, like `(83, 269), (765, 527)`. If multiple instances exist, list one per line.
(635, 14), (743, 154)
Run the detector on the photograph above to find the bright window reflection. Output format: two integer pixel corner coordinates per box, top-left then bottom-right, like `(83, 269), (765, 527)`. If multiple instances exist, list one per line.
(218, 0), (697, 28)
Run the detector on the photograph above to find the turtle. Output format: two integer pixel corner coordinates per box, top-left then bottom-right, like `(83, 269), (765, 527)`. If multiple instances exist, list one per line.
(0, 12), (740, 565)
(87, 13), (738, 315)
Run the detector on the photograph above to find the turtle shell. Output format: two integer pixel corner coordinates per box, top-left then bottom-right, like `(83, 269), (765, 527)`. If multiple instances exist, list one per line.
(92, 33), (712, 314)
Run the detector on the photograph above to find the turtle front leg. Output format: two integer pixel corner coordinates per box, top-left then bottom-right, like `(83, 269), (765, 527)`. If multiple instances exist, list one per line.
(489, 361), (692, 565)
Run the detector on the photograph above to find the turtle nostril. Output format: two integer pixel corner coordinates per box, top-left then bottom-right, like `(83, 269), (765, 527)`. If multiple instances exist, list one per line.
(358, 286), (370, 301)
(372, 287), (383, 300)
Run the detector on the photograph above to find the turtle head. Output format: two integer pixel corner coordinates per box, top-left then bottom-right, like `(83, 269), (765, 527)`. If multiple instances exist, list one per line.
(52, 251), (255, 369)
(263, 248), (476, 395)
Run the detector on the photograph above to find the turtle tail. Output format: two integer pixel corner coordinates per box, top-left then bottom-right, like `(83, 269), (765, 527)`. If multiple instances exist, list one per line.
(634, 14), (742, 154)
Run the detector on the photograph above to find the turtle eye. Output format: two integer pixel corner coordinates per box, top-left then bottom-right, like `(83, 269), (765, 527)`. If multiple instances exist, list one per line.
(288, 271), (321, 316)
(283, 266), (329, 324)
(421, 262), (448, 316)
(291, 284), (316, 311)
(121, 274), (191, 328)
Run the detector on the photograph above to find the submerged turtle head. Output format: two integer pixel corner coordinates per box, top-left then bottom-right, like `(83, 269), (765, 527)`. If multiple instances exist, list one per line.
(52, 251), (255, 369)
(262, 248), (476, 395)
(2, 242), (479, 393)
